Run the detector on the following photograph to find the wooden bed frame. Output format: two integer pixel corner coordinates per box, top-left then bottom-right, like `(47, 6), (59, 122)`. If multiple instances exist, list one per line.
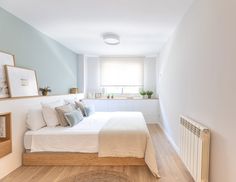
(23, 152), (146, 166)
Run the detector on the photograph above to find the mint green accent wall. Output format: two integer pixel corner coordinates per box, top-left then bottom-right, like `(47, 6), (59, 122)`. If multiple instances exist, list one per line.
(0, 8), (77, 94)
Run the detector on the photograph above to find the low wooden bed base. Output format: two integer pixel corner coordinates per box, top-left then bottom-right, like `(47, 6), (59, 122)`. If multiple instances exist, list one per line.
(23, 152), (146, 166)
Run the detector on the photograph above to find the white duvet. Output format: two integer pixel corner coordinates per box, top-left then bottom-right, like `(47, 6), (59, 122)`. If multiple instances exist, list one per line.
(25, 112), (112, 153)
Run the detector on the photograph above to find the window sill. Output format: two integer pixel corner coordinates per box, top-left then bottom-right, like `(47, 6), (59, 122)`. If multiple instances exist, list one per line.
(84, 97), (159, 100)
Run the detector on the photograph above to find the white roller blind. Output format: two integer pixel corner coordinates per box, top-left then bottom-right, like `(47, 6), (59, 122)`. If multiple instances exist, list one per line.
(100, 57), (144, 86)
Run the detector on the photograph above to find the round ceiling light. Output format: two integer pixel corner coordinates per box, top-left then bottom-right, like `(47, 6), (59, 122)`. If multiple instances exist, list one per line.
(103, 33), (120, 45)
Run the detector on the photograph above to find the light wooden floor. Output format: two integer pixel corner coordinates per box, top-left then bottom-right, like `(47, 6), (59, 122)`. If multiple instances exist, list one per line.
(1, 124), (193, 182)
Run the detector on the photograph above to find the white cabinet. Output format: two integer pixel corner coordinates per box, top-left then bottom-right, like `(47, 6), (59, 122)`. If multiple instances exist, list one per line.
(84, 99), (160, 123)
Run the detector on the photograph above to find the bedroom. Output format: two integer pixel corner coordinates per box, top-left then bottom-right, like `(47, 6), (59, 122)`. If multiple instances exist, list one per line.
(0, 0), (235, 182)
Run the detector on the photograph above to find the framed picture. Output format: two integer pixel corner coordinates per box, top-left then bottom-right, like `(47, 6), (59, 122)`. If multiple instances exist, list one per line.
(0, 51), (15, 98)
(5, 66), (39, 98)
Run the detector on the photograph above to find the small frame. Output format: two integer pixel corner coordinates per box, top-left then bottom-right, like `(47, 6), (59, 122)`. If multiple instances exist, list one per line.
(0, 51), (15, 98)
(5, 66), (39, 98)
(95, 93), (102, 98)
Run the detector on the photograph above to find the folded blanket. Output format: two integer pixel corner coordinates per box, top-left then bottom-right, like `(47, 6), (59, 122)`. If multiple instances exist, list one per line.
(98, 112), (160, 177)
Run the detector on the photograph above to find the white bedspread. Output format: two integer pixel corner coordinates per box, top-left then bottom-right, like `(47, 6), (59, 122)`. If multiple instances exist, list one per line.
(98, 112), (159, 177)
(27, 112), (112, 152)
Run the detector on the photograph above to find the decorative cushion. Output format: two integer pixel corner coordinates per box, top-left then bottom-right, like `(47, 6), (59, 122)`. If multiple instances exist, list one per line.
(55, 104), (75, 126)
(41, 100), (64, 127)
(26, 109), (46, 131)
(64, 110), (84, 127)
(84, 106), (95, 117)
(75, 101), (87, 116)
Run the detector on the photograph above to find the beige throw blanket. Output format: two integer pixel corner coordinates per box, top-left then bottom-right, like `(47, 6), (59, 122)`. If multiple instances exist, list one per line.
(98, 112), (160, 177)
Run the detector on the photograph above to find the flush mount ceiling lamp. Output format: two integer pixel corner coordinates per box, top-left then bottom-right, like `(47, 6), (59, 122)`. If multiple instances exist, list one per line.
(103, 33), (120, 45)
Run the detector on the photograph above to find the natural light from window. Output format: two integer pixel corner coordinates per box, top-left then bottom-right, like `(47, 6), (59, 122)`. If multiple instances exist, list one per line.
(100, 57), (144, 95)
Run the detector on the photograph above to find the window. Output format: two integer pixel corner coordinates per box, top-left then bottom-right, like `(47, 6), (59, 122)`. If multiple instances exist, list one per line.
(100, 57), (144, 94)
(103, 86), (141, 94)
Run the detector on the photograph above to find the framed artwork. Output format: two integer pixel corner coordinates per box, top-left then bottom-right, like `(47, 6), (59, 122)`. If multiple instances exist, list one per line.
(0, 51), (15, 98)
(5, 66), (39, 98)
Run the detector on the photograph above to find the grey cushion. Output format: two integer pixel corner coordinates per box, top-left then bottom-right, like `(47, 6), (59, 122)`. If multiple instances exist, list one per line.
(55, 104), (75, 126)
(64, 110), (84, 127)
(75, 101), (87, 116)
(84, 106), (95, 117)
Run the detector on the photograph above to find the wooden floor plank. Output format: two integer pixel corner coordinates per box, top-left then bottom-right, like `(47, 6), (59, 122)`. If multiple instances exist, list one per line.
(1, 124), (193, 182)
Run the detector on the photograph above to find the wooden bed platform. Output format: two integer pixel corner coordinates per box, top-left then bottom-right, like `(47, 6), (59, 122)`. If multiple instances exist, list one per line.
(22, 152), (146, 166)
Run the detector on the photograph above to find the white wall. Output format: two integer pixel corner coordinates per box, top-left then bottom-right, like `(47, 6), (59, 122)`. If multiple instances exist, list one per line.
(144, 57), (157, 97)
(0, 94), (84, 179)
(85, 56), (101, 97)
(77, 54), (85, 93)
(158, 0), (236, 182)
(155, 56), (160, 96)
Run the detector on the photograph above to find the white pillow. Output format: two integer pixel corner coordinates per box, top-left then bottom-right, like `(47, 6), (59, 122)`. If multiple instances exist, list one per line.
(26, 109), (46, 131)
(64, 98), (76, 104)
(41, 100), (64, 127)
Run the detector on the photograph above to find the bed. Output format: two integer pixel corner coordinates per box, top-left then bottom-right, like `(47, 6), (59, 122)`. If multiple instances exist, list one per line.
(23, 112), (159, 177)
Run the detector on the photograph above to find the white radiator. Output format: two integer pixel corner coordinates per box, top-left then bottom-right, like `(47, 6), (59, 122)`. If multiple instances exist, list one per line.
(180, 116), (210, 182)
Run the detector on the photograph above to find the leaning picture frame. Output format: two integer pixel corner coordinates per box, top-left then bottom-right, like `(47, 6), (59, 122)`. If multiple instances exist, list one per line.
(5, 65), (39, 98)
(0, 51), (15, 98)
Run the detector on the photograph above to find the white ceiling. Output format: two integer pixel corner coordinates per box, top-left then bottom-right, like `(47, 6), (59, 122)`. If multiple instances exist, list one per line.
(0, 0), (194, 56)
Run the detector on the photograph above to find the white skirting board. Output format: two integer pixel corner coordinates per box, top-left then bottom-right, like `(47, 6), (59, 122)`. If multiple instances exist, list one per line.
(156, 122), (180, 155)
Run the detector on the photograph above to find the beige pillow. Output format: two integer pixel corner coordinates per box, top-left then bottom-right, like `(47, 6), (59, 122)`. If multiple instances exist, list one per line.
(41, 100), (64, 127)
(75, 101), (87, 116)
(55, 104), (75, 126)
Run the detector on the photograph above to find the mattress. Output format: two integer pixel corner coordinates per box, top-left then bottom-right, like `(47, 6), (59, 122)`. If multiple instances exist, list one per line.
(24, 112), (113, 153)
